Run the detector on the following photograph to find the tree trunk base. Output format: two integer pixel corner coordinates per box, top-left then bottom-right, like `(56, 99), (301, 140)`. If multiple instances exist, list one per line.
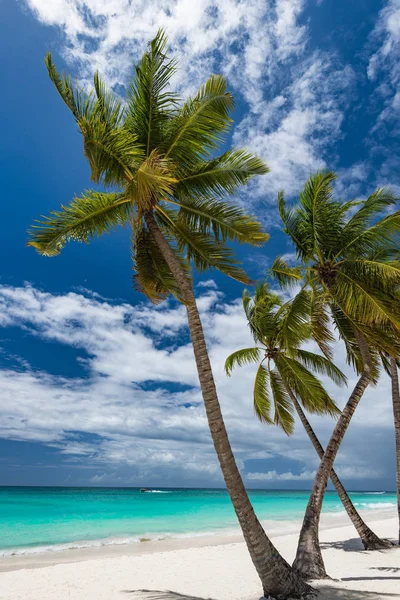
(361, 535), (394, 550)
(261, 589), (317, 600)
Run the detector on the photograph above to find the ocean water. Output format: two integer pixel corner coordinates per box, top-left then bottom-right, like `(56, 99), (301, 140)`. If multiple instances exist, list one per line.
(0, 487), (396, 556)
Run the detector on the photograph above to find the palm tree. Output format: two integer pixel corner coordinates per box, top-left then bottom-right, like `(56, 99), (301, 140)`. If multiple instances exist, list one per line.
(224, 283), (388, 549)
(28, 31), (312, 599)
(271, 172), (399, 578)
(380, 342), (400, 546)
(390, 356), (400, 545)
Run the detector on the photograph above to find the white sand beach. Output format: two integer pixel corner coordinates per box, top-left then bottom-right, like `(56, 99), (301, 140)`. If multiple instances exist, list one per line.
(0, 509), (399, 600)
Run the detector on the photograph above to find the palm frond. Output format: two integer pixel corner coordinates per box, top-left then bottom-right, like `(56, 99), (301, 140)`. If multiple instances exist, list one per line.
(45, 52), (94, 120)
(126, 29), (178, 154)
(82, 123), (144, 186)
(269, 256), (303, 288)
(269, 369), (295, 435)
(253, 363), (273, 424)
(28, 191), (132, 256)
(330, 304), (364, 373)
(242, 284), (282, 343)
(336, 188), (398, 256)
(276, 289), (311, 350)
(308, 287), (335, 358)
(46, 53), (144, 187)
(177, 149), (269, 199)
(332, 269), (400, 327)
(339, 210), (400, 258)
(224, 347), (263, 376)
(297, 171), (347, 256)
(168, 195), (268, 246)
(292, 349), (347, 387)
(155, 205), (251, 283)
(277, 191), (310, 260)
(164, 74), (234, 167)
(275, 354), (339, 417)
(93, 71), (126, 127)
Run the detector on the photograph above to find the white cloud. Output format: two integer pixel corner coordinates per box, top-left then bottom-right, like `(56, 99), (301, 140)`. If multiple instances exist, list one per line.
(234, 58), (355, 201)
(23, 0), (306, 98)
(368, 0), (400, 129)
(21, 0), (356, 204)
(247, 470), (317, 481)
(0, 283), (396, 486)
(247, 465), (381, 482)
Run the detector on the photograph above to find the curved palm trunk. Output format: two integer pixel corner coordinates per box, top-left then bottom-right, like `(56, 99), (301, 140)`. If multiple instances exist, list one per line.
(287, 388), (388, 550)
(145, 213), (312, 599)
(292, 331), (379, 580)
(390, 356), (400, 545)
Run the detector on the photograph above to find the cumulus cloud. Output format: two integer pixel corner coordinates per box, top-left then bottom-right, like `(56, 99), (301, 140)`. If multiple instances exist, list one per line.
(233, 58), (355, 201)
(247, 470), (317, 482)
(0, 283), (395, 486)
(368, 0), (400, 129)
(21, 0), (356, 205)
(23, 0), (306, 97)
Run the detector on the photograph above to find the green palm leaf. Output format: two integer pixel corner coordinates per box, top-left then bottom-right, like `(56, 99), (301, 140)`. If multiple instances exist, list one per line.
(269, 368), (295, 435)
(28, 191), (132, 256)
(270, 256), (303, 288)
(168, 195), (268, 246)
(308, 287), (335, 359)
(126, 29), (178, 155)
(332, 270), (400, 327)
(45, 52), (94, 120)
(276, 289), (311, 350)
(292, 349), (347, 387)
(164, 74), (234, 167)
(155, 205), (250, 283)
(93, 71), (126, 127)
(253, 363), (273, 424)
(177, 149), (269, 199)
(336, 188), (398, 256)
(275, 354), (339, 417)
(224, 347), (263, 376)
(330, 304), (364, 373)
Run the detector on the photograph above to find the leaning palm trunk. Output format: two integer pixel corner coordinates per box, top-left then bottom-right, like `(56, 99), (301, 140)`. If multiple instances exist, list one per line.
(287, 389), (388, 550)
(292, 331), (392, 579)
(390, 356), (400, 544)
(145, 213), (312, 599)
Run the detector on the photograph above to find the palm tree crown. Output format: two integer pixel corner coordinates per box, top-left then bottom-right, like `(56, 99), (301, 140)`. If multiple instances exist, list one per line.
(271, 172), (400, 366)
(28, 30), (269, 302)
(225, 283), (344, 434)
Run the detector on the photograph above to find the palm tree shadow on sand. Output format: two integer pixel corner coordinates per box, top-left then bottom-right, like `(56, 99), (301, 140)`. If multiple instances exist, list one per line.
(316, 585), (399, 599)
(319, 537), (396, 553)
(122, 592), (214, 600)
(124, 589), (398, 600)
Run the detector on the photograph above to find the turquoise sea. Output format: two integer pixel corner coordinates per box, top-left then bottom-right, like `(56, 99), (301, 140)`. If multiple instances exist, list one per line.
(0, 487), (396, 556)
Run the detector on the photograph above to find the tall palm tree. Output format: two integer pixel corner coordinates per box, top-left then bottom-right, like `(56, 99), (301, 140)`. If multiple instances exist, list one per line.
(271, 172), (399, 578)
(390, 356), (400, 545)
(28, 31), (312, 599)
(381, 346), (400, 545)
(224, 283), (388, 549)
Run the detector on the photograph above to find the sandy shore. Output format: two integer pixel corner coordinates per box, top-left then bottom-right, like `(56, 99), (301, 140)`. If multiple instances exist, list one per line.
(0, 509), (399, 600)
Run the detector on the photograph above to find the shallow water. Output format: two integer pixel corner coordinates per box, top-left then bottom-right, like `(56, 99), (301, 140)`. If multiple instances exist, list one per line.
(0, 486), (396, 555)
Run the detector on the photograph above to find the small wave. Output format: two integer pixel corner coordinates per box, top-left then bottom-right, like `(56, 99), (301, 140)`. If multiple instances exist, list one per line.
(147, 490), (171, 493)
(0, 529), (226, 557)
(353, 502), (395, 509)
(365, 492), (386, 495)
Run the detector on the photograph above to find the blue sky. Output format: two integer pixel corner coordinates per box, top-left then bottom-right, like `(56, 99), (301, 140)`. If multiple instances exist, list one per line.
(0, 0), (399, 489)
